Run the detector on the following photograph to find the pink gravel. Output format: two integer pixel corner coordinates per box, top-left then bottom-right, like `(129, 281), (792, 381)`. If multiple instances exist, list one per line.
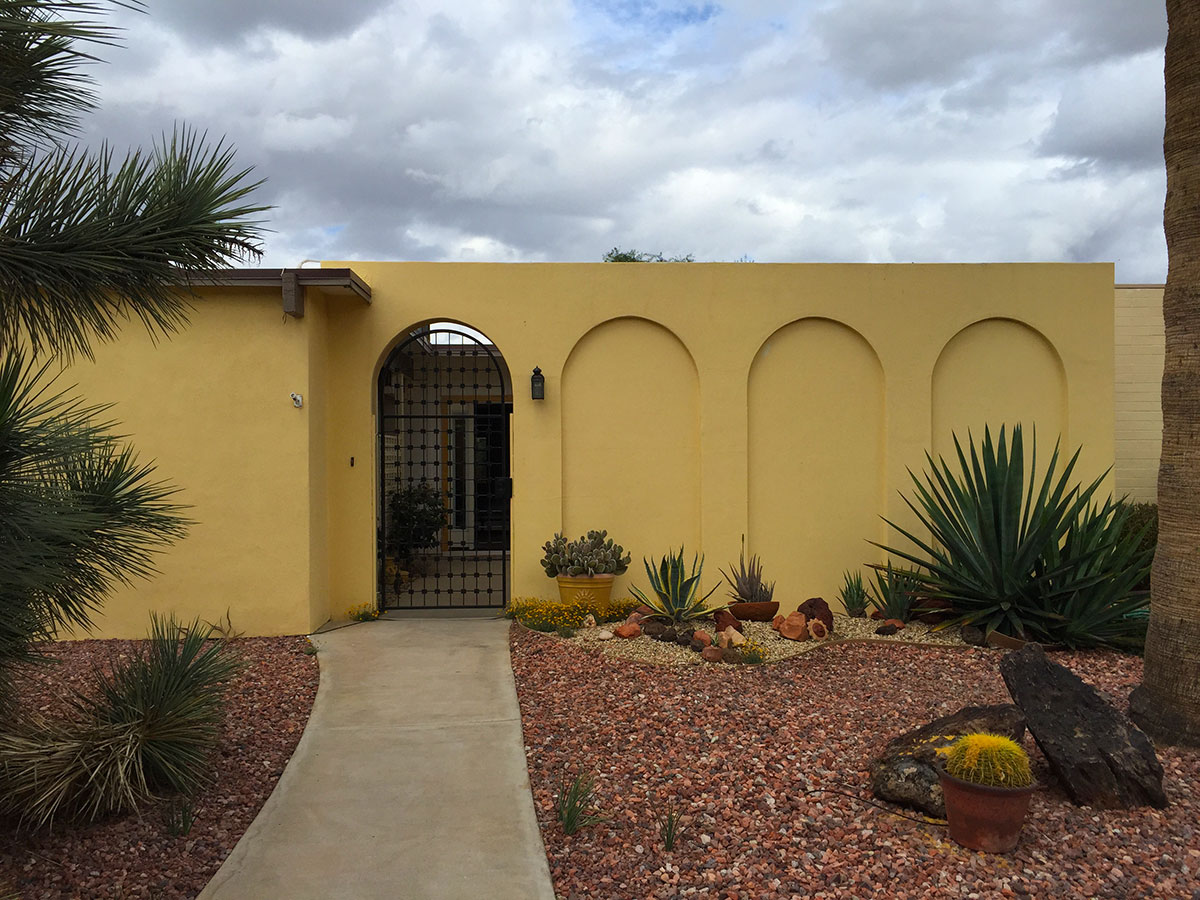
(0, 635), (319, 900)
(511, 626), (1200, 900)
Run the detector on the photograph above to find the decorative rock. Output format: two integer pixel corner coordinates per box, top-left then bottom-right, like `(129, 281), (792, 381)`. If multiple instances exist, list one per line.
(875, 623), (899, 636)
(675, 630), (694, 647)
(724, 626), (746, 647)
(720, 648), (743, 664)
(689, 638), (708, 652)
(635, 604), (656, 617)
(870, 704), (1027, 817)
(883, 618), (906, 630)
(641, 621), (668, 639)
(797, 597), (834, 634)
(692, 630), (712, 648)
(582, 614), (597, 628)
(869, 609), (885, 620)
(717, 631), (730, 649)
(809, 619), (829, 640)
(1000, 644), (1167, 809)
(779, 612), (809, 641)
(701, 646), (724, 663)
(654, 627), (679, 643)
(613, 623), (641, 639)
(626, 612), (646, 626)
(771, 615), (785, 631)
(596, 630), (613, 640)
(960, 624), (987, 646)
(713, 609), (743, 635)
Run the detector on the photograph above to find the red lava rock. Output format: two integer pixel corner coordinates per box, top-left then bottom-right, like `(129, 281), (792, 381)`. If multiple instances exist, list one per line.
(0, 636), (318, 900)
(692, 631), (712, 648)
(713, 608), (743, 635)
(614, 623), (642, 639)
(797, 597), (834, 634)
(779, 612), (809, 641)
(884, 618), (907, 630)
(634, 604), (656, 617)
(771, 615), (785, 631)
(875, 623), (900, 636)
(510, 626), (1194, 900)
(701, 646), (724, 663)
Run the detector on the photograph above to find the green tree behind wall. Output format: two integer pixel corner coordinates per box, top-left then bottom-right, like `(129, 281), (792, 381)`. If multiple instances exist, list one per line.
(0, 0), (267, 699)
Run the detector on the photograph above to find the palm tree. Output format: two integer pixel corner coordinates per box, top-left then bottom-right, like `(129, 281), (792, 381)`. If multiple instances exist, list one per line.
(1130, 1), (1200, 746)
(0, 1), (266, 695)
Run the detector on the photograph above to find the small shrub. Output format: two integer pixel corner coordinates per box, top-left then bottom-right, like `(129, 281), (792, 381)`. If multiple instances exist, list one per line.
(739, 638), (768, 664)
(163, 796), (197, 836)
(347, 603), (380, 622)
(507, 595), (634, 631)
(943, 733), (1033, 788)
(654, 799), (686, 850)
(867, 563), (920, 622)
(839, 570), (869, 618)
(555, 770), (606, 835)
(386, 482), (447, 564)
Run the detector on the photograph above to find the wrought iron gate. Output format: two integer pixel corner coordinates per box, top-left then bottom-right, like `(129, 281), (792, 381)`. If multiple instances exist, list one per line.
(377, 325), (511, 609)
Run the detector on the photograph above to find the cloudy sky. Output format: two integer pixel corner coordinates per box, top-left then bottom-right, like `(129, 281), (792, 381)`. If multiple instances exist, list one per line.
(85, 1), (1167, 281)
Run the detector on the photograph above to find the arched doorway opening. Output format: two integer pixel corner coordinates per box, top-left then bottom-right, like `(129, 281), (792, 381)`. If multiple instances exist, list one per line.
(377, 323), (511, 609)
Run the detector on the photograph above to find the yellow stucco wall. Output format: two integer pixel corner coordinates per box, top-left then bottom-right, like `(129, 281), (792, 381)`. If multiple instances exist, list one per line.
(63, 288), (319, 637)
(61, 263), (1120, 637)
(1114, 286), (1165, 502)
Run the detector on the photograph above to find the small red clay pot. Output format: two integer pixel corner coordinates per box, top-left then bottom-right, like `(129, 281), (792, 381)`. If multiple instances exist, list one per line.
(938, 767), (1036, 853)
(730, 601), (780, 622)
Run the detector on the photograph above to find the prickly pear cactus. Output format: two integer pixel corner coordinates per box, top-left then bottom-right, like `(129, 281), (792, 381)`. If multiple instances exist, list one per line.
(540, 530), (631, 576)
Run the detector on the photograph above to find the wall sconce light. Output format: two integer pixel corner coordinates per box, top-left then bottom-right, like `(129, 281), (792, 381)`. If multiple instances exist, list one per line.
(531, 366), (545, 400)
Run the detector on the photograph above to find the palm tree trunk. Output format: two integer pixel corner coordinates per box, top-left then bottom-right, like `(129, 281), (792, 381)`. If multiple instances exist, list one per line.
(1130, 0), (1200, 746)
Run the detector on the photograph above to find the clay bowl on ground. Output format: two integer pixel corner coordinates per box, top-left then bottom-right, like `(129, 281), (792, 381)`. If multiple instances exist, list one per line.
(730, 601), (780, 622)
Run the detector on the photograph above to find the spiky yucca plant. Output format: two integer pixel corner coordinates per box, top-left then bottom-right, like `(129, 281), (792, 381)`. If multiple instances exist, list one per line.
(944, 733), (1033, 788)
(630, 547), (728, 625)
(720, 537), (775, 604)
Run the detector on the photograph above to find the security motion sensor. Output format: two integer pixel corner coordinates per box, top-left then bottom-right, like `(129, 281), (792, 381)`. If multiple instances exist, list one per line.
(290, 392), (303, 408)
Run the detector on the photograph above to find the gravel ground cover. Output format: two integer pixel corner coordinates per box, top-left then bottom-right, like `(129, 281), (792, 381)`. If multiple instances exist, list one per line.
(0, 635), (319, 900)
(575, 614), (966, 667)
(511, 625), (1199, 900)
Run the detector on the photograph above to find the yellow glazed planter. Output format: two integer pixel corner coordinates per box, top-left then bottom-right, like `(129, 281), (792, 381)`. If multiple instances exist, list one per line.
(555, 574), (615, 613)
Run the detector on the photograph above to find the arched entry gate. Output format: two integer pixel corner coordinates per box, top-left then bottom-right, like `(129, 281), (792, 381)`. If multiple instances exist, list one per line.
(377, 324), (511, 609)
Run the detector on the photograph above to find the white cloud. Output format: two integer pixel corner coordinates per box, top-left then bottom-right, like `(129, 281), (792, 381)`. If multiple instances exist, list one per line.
(81, 0), (1166, 280)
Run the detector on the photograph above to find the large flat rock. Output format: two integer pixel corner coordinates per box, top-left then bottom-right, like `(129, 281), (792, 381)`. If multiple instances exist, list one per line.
(1000, 644), (1167, 810)
(871, 704), (1026, 817)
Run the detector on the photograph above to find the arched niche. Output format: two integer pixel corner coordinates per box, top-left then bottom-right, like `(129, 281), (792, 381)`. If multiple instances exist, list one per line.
(931, 318), (1067, 465)
(747, 318), (885, 613)
(561, 318), (700, 564)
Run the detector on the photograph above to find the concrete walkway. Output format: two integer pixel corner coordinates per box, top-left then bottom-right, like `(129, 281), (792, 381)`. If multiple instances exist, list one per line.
(199, 618), (556, 900)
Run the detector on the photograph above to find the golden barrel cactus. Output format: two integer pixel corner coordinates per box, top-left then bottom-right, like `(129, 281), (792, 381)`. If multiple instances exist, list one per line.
(944, 733), (1033, 788)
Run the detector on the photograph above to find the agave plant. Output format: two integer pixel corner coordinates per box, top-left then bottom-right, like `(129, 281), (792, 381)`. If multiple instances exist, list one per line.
(877, 424), (1152, 648)
(866, 563), (921, 622)
(720, 537), (775, 604)
(839, 569), (869, 618)
(630, 547), (728, 624)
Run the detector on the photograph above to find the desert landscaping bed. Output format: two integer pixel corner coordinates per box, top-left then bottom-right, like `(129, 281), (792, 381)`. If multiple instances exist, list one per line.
(511, 625), (1198, 899)
(0, 636), (320, 900)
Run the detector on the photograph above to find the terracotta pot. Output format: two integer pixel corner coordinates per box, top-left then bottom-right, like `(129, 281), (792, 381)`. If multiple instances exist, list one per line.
(730, 601), (780, 622)
(938, 767), (1036, 853)
(555, 574), (615, 613)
